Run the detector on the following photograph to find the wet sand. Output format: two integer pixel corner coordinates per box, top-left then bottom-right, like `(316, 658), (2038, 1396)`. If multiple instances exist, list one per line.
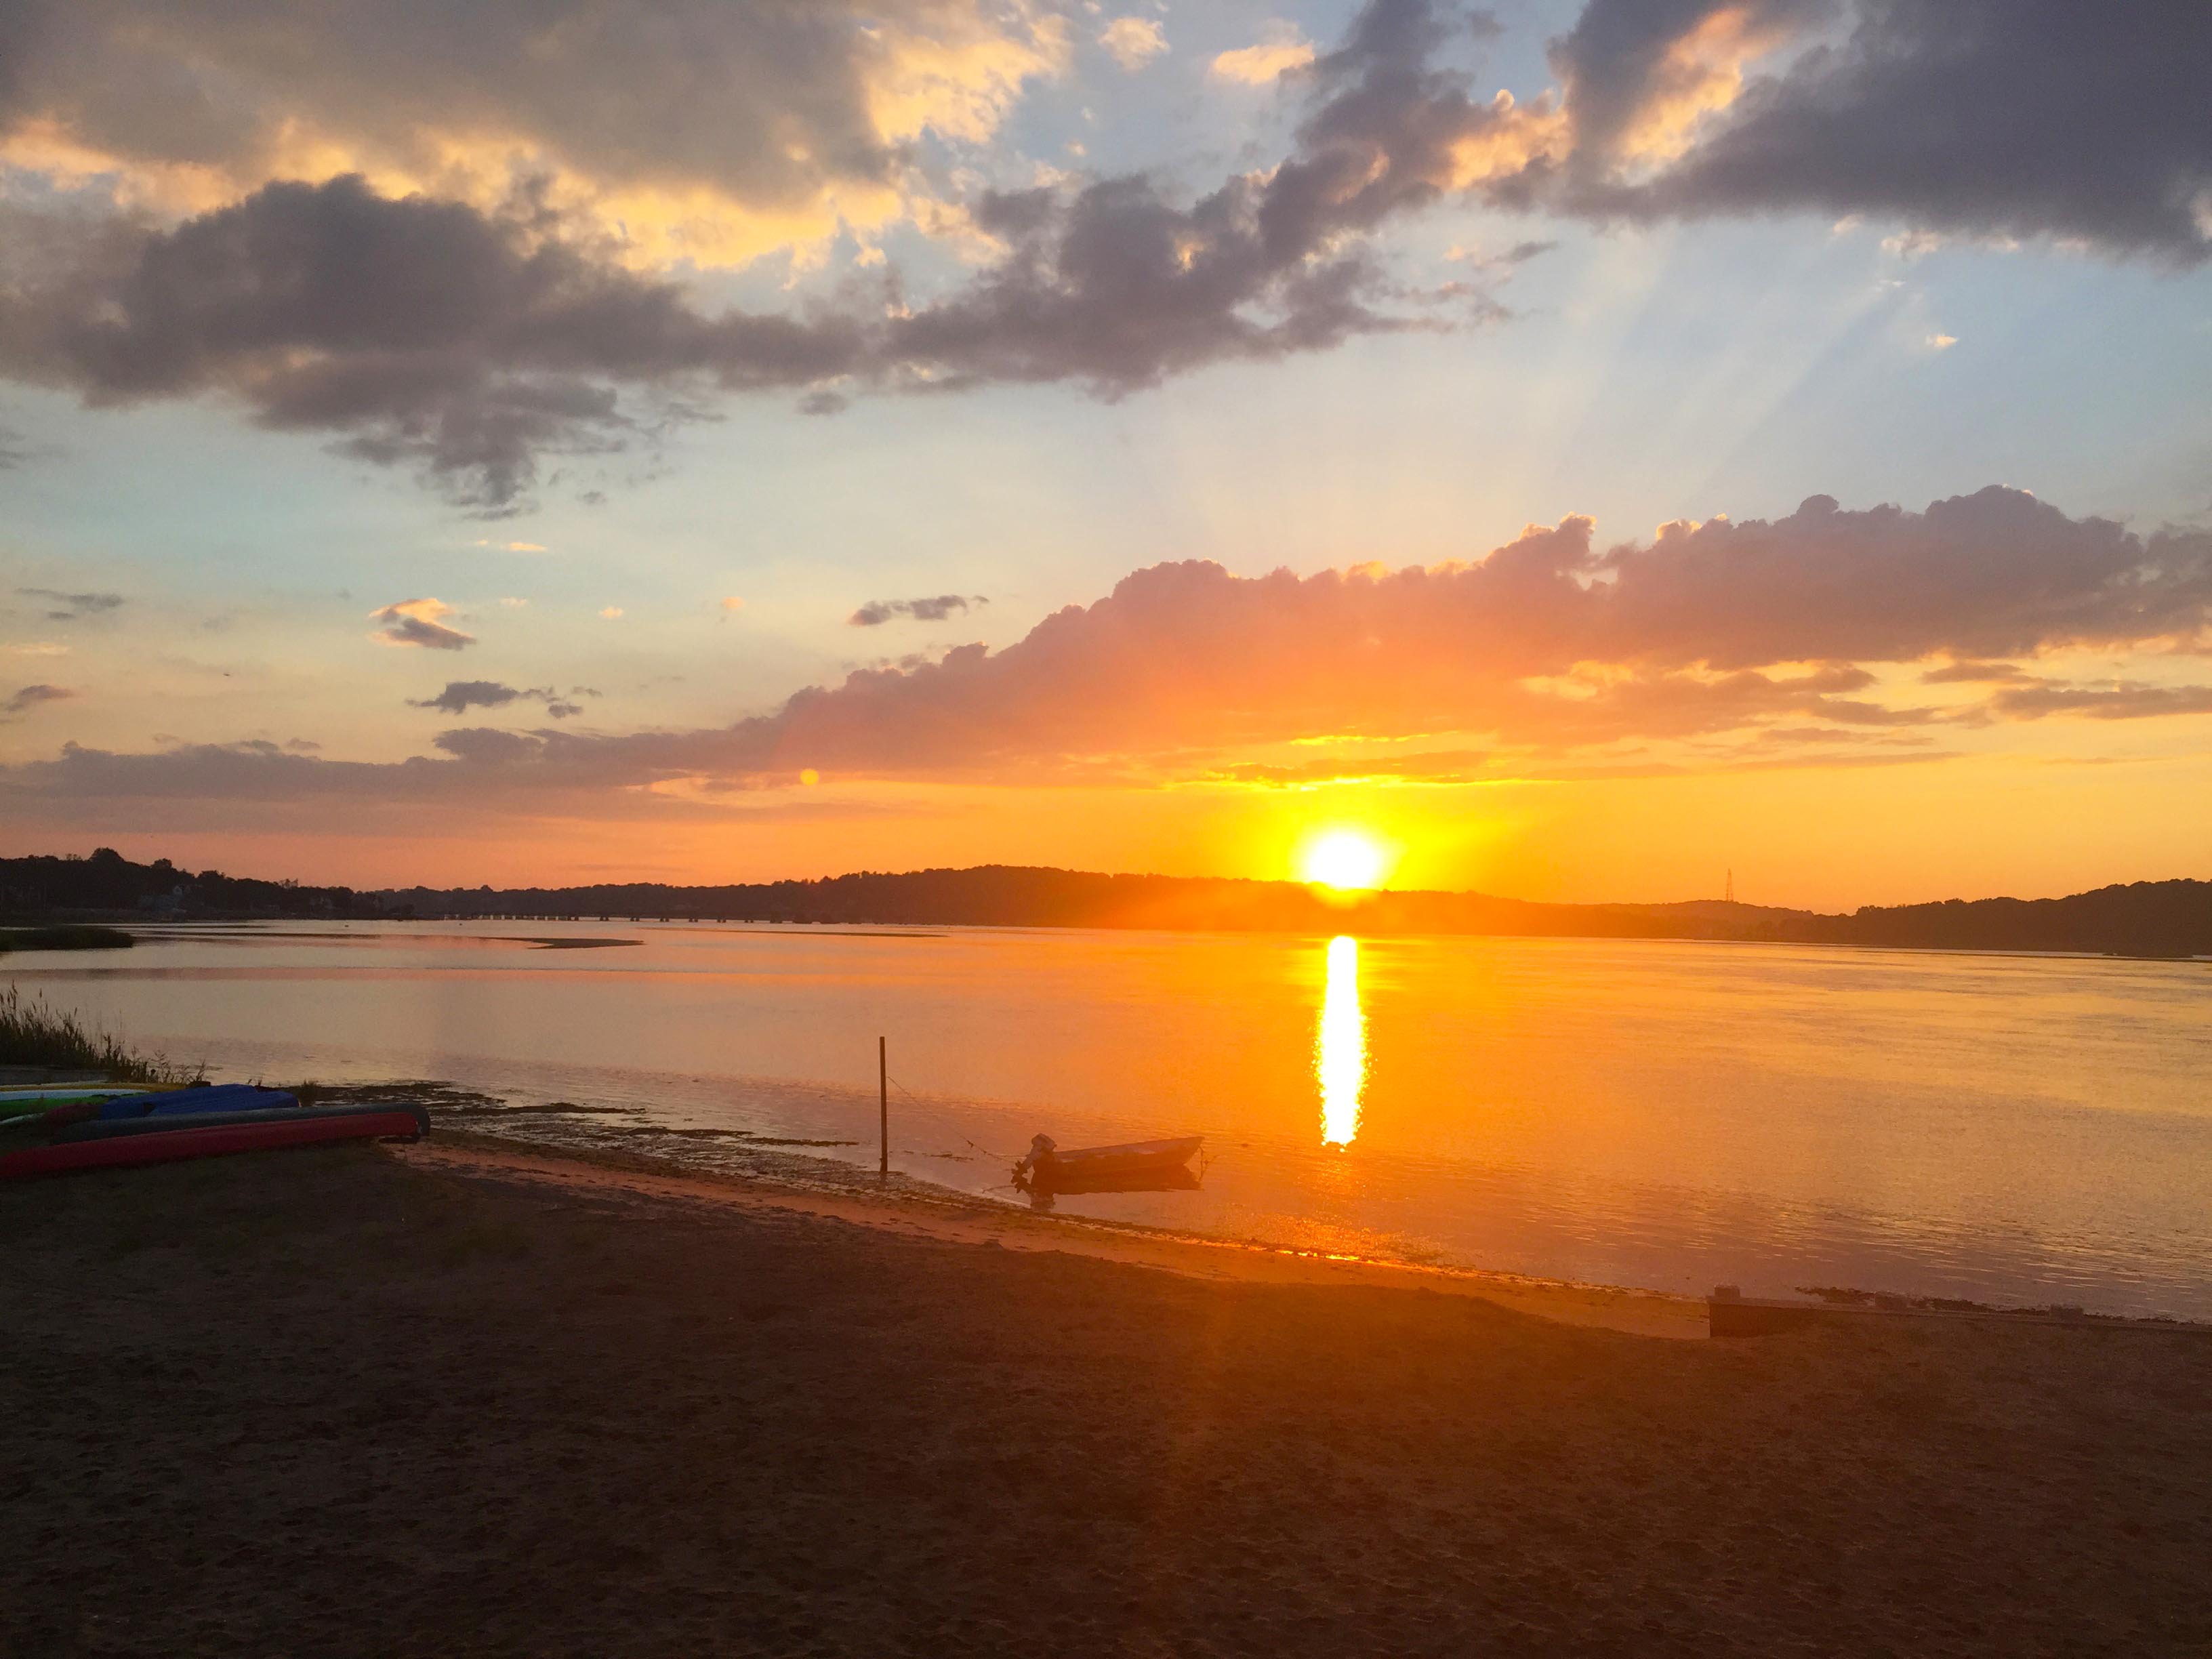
(4, 1140), (2208, 1656)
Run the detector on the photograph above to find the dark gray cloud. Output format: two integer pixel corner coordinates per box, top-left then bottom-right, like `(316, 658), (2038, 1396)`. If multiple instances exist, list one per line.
(408, 680), (525, 714)
(884, 0), (1559, 393)
(0, 1), (2202, 509)
(849, 594), (985, 626)
(1919, 660), (2034, 684)
(2, 682), (73, 718)
(407, 679), (589, 717)
(18, 587), (123, 621)
(0, 0), (1019, 219)
(370, 598), (474, 651)
(1990, 682), (2212, 721)
(0, 2), (1557, 505)
(0, 176), (865, 510)
(1548, 0), (2212, 262)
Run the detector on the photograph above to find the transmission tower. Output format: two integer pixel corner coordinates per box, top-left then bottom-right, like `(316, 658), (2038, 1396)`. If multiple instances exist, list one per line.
(1724, 867), (1735, 904)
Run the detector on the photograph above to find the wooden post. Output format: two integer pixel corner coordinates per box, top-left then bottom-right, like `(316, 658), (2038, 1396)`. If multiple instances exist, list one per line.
(878, 1036), (888, 1180)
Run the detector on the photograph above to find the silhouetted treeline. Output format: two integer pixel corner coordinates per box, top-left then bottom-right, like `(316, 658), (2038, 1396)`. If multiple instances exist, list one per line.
(5, 849), (2205, 955)
(377, 865), (2212, 958)
(1795, 880), (2212, 958)
(0, 848), (381, 920)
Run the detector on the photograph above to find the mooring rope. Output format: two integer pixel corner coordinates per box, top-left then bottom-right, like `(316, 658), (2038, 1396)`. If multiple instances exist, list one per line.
(884, 1071), (1023, 1164)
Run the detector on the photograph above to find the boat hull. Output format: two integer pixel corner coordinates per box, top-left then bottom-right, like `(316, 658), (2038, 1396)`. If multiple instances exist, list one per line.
(0, 1106), (429, 1181)
(1025, 1135), (1202, 1189)
(52, 1103), (419, 1143)
(97, 1084), (298, 1120)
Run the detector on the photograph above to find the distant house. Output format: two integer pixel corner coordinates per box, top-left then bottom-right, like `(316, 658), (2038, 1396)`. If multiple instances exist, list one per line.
(136, 886), (188, 916)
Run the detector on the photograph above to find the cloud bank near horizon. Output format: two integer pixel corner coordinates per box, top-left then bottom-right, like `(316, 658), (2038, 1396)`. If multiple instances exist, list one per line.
(0, 1), (2200, 508)
(6, 487), (2208, 826)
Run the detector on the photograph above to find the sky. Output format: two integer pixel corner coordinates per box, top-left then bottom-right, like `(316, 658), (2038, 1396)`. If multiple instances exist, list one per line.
(1, 0), (2209, 907)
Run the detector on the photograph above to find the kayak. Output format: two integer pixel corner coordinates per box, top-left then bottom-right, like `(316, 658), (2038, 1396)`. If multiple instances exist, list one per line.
(49, 1103), (421, 1143)
(0, 1105), (429, 1181)
(96, 1084), (297, 1120)
(0, 1086), (154, 1124)
(0, 1086), (154, 1103)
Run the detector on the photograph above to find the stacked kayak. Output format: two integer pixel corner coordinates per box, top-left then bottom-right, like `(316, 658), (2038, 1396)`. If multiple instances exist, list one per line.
(94, 1082), (302, 1120)
(0, 1082), (427, 1181)
(0, 1085), (156, 1127)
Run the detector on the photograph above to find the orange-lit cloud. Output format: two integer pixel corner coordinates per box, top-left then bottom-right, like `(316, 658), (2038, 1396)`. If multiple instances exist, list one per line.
(0, 0), (1068, 272)
(1211, 24), (1317, 85)
(12, 488), (2209, 830)
(369, 598), (474, 651)
(1097, 18), (1168, 72)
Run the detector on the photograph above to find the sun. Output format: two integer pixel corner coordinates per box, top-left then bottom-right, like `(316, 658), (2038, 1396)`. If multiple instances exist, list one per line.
(1298, 828), (1391, 892)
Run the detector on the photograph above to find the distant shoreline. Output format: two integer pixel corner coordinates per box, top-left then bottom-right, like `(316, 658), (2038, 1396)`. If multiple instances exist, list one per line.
(8, 848), (2208, 958)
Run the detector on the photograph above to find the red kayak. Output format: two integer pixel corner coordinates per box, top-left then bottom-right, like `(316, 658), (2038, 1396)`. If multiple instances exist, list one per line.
(0, 1106), (428, 1181)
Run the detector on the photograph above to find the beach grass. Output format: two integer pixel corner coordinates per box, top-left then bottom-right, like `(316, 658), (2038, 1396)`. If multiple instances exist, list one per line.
(0, 984), (176, 1084)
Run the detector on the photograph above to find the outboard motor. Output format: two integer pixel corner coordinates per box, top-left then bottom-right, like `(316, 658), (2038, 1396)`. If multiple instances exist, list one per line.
(1012, 1133), (1057, 1182)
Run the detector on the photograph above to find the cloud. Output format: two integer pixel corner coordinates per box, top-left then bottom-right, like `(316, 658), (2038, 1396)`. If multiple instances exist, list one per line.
(0, 1), (2200, 516)
(0, 0), (1066, 270)
(371, 597), (474, 650)
(877, 1), (1563, 393)
(1211, 24), (1317, 84)
(849, 593), (986, 626)
(1988, 682), (2212, 721)
(0, 3), (1565, 505)
(1098, 18), (1168, 71)
(1925, 333), (1957, 351)
(720, 596), (747, 613)
(666, 487), (2212, 772)
(474, 539), (548, 552)
(2, 682), (73, 718)
(408, 680), (524, 715)
(1205, 749), (1491, 785)
(1545, 0), (2212, 262)
(0, 176), (870, 509)
(599, 606), (624, 620)
(408, 680), (594, 717)
(18, 587), (123, 621)
(5, 486), (2208, 816)
(1920, 659), (2032, 684)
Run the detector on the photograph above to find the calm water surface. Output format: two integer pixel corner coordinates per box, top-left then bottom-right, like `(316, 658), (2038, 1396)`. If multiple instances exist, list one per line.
(12, 921), (2211, 1317)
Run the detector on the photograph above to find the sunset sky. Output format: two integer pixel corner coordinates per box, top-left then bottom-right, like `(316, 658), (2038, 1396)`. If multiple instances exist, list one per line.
(1, 0), (2207, 906)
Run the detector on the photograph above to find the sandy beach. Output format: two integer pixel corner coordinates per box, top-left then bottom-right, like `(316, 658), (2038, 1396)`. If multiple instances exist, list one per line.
(5, 1139), (2209, 1658)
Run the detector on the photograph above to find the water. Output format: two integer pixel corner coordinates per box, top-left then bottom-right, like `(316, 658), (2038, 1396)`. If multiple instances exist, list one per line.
(9, 920), (2210, 1318)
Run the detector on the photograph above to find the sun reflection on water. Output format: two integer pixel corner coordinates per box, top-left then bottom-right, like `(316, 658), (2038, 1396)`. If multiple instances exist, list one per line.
(1317, 935), (1366, 1146)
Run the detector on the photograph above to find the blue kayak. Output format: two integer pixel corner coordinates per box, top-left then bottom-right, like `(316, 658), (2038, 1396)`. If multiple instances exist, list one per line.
(96, 1084), (299, 1120)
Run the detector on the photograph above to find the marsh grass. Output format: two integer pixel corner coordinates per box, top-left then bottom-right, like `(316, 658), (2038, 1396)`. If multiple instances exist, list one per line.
(0, 985), (178, 1084)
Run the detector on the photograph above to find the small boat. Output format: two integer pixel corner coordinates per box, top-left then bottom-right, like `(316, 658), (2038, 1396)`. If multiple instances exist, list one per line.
(0, 1105), (429, 1181)
(1013, 1133), (1203, 1188)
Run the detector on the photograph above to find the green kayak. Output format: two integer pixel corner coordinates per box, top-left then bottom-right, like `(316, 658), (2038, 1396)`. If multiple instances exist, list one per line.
(0, 1088), (152, 1132)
